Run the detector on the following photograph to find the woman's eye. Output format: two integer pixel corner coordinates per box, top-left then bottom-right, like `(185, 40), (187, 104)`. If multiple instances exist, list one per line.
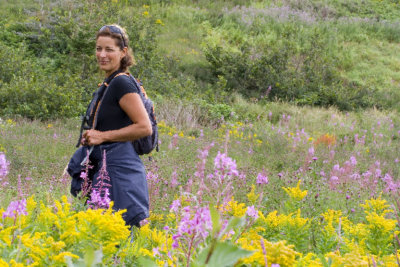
(106, 48), (114, 52)
(96, 47), (102, 51)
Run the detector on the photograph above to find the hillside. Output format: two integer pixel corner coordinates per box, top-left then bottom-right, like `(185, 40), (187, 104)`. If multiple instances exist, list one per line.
(1, 1), (400, 265)
(0, 0), (400, 122)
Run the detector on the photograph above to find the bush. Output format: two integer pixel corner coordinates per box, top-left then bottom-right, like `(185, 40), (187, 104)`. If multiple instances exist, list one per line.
(0, 0), (164, 119)
(0, 68), (88, 119)
(201, 7), (378, 110)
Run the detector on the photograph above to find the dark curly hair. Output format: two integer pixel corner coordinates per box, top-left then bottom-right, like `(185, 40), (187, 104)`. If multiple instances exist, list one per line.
(96, 24), (135, 71)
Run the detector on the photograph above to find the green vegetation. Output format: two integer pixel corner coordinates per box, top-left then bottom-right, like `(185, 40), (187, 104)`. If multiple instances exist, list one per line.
(1, 0), (400, 120)
(1, 1), (400, 265)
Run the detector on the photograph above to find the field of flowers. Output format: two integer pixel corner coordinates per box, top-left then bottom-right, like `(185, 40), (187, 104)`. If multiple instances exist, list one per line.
(1, 106), (400, 266)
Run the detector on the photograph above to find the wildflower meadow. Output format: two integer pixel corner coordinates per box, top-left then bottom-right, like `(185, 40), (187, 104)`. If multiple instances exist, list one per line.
(1, 0), (400, 266)
(1, 104), (400, 266)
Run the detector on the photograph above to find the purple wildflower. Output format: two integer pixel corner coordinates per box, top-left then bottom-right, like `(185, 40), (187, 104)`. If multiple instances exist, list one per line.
(170, 199), (181, 213)
(172, 205), (212, 249)
(349, 156), (357, 166)
(0, 152), (10, 178)
(330, 176), (339, 182)
(170, 171), (179, 188)
(308, 147), (315, 156)
(214, 151), (239, 177)
(2, 199), (27, 219)
(88, 150), (111, 209)
(256, 173), (269, 184)
(246, 206), (259, 219)
(87, 188), (111, 209)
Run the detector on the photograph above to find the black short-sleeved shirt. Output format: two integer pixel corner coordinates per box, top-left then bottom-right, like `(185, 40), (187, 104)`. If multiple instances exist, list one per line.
(95, 75), (140, 132)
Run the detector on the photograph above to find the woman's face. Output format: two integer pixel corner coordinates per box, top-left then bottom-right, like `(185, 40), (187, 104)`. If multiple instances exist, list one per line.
(96, 36), (126, 76)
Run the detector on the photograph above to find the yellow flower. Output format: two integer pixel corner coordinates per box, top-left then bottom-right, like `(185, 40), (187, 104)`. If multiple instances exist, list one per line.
(321, 209), (351, 236)
(155, 19), (164, 25)
(223, 198), (246, 217)
(51, 251), (79, 262)
(0, 258), (9, 267)
(47, 124), (53, 128)
(6, 119), (16, 126)
(237, 232), (300, 266)
(365, 212), (396, 233)
(138, 248), (153, 257)
(360, 195), (392, 216)
(260, 210), (283, 228)
(0, 144), (6, 153)
(9, 260), (24, 267)
(286, 209), (309, 228)
(148, 212), (164, 224)
(142, 11), (149, 17)
(282, 180), (307, 201)
(247, 184), (259, 204)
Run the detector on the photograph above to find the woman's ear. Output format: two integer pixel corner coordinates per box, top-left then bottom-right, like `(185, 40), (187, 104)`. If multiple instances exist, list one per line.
(121, 47), (128, 59)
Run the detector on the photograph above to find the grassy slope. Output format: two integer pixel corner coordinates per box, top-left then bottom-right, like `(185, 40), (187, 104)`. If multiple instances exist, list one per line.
(0, 0), (400, 206)
(154, 0), (400, 106)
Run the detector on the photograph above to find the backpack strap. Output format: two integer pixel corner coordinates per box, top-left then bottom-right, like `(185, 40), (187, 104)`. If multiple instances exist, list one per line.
(76, 71), (128, 147)
(92, 72), (130, 129)
(118, 72), (149, 100)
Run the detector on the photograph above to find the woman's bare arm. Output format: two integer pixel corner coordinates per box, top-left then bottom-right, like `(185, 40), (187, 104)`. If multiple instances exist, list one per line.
(82, 93), (152, 146)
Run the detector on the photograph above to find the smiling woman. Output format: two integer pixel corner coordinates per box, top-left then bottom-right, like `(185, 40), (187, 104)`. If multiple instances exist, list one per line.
(96, 36), (126, 76)
(67, 24), (152, 230)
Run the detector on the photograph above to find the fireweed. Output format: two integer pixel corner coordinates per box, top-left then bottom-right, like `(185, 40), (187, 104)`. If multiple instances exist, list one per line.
(1, 113), (400, 266)
(87, 151), (111, 210)
(0, 152), (9, 187)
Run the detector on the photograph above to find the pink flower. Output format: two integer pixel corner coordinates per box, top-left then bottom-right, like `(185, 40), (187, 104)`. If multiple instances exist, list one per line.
(87, 188), (111, 209)
(308, 147), (314, 156)
(170, 199), (181, 213)
(214, 152), (239, 177)
(246, 205), (259, 219)
(256, 173), (269, 184)
(0, 152), (9, 177)
(349, 156), (357, 166)
(172, 205), (212, 249)
(3, 199), (27, 219)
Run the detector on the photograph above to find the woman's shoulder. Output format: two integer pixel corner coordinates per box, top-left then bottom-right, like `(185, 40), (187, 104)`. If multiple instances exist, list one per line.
(112, 73), (134, 85)
(110, 73), (139, 95)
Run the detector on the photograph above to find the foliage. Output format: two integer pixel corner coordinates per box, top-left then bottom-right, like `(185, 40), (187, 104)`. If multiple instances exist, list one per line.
(1, 0), (400, 119)
(1, 97), (400, 264)
(0, 196), (130, 266)
(0, 0), (162, 119)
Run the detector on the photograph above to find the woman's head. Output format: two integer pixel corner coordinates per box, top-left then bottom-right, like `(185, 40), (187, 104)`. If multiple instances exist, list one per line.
(96, 24), (135, 74)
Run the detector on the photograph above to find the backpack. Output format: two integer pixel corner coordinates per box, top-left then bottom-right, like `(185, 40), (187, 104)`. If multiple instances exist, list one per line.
(76, 71), (159, 156)
(129, 74), (159, 155)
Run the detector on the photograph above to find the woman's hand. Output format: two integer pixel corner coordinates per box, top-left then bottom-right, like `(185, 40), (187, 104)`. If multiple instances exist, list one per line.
(82, 129), (104, 146)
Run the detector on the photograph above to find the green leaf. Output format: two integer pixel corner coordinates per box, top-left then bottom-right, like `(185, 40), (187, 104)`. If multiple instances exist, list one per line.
(137, 256), (158, 267)
(65, 248), (103, 267)
(194, 241), (253, 267)
(220, 216), (245, 239)
(209, 204), (221, 237)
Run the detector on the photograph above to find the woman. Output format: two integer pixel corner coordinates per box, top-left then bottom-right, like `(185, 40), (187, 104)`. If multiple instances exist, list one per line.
(71, 24), (151, 228)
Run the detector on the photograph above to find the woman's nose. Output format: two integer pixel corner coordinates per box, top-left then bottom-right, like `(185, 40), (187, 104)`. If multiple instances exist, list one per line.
(99, 50), (106, 57)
